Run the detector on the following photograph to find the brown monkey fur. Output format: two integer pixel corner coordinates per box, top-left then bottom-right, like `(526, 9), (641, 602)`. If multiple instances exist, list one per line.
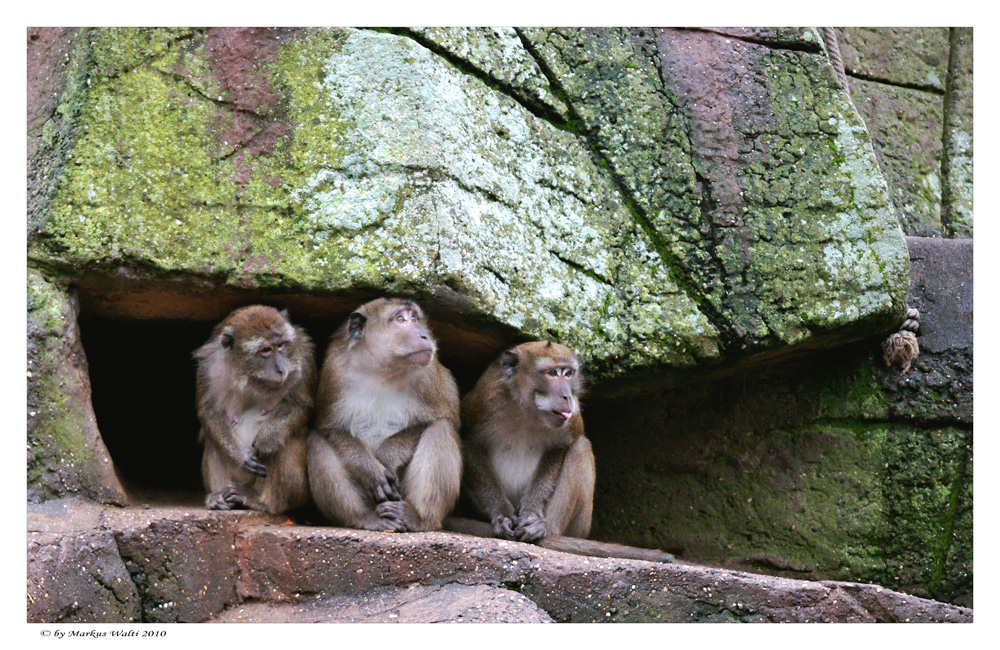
(459, 340), (594, 541)
(448, 341), (673, 563)
(307, 298), (462, 532)
(195, 305), (316, 514)
(882, 307), (920, 375)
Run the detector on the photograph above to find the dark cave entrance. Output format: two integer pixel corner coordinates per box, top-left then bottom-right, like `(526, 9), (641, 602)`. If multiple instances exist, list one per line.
(74, 279), (519, 501)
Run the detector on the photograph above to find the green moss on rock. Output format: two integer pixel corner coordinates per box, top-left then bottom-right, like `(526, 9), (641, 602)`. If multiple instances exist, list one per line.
(32, 26), (908, 378)
(27, 269), (126, 505)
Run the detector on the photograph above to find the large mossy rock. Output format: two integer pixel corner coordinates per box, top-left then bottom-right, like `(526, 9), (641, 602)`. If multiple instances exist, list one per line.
(29, 27), (908, 380)
(29, 27), (969, 616)
(587, 236), (972, 607)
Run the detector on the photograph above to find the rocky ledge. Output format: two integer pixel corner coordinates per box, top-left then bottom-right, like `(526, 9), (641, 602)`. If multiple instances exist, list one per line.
(27, 497), (971, 623)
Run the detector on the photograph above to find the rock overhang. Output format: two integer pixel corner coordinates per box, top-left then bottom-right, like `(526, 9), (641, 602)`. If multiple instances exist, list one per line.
(30, 27), (910, 385)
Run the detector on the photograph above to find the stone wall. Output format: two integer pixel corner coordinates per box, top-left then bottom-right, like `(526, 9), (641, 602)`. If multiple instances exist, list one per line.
(836, 28), (973, 238)
(588, 236), (972, 607)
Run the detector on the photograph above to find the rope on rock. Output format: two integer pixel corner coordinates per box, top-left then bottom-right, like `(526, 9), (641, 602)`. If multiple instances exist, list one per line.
(821, 27), (851, 94)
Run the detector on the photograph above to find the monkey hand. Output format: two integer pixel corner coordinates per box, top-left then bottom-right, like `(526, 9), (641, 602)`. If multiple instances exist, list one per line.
(241, 452), (268, 477)
(514, 510), (547, 543)
(368, 466), (402, 503)
(491, 514), (518, 540)
(376, 500), (420, 532)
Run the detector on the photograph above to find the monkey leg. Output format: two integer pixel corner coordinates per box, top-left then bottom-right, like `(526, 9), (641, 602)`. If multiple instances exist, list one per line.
(542, 436), (595, 538)
(248, 434), (310, 515)
(306, 432), (404, 531)
(395, 420), (462, 532)
(202, 440), (255, 511)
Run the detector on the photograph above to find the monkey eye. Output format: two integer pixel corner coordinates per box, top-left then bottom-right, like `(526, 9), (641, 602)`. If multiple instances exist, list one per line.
(259, 347), (273, 358)
(565, 368), (575, 378)
(545, 368), (559, 377)
(275, 342), (286, 352)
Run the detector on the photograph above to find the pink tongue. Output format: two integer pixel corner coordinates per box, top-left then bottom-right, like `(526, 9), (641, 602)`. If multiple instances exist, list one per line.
(559, 412), (573, 420)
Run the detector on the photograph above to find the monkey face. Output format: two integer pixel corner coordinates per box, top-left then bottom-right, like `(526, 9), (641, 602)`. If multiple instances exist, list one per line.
(502, 341), (583, 428)
(533, 363), (579, 428)
(348, 298), (437, 372)
(217, 306), (301, 389)
(245, 334), (296, 386)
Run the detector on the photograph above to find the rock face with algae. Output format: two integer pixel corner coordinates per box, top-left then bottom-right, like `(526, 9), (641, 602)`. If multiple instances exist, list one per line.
(28, 27), (972, 619)
(835, 27), (973, 238)
(29, 27), (908, 377)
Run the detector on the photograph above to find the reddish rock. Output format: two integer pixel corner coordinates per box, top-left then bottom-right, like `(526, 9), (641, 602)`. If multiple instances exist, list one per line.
(26, 498), (973, 623)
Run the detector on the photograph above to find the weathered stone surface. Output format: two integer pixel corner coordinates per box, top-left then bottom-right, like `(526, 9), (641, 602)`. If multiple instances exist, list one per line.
(27, 270), (127, 505)
(941, 28), (973, 238)
(405, 27), (570, 120)
(27, 27), (85, 236)
(27, 499), (140, 623)
(848, 78), (943, 237)
(887, 237), (973, 421)
(235, 522), (973, 622)
(28, 531), (141, 623)
(27, 499), (971, 623)
(26, 499), (268, 623)
(211, 584), (553, 623)
(520, 27), (909, 355)
(110, 506), (260, 622)
(848, 236), (974, 440)
(836, 27), (950, 91)
(696, 27), (824, 49)
(586, 236), (972, 606)
(27, 27), (908, 381)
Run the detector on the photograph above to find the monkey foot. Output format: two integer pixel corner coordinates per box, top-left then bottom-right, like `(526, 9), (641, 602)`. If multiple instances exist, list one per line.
(513, 512), (547, 543)
(357, 512), (406, 532)
(206, 487), (251, 511)
(375, 500), (421, 532)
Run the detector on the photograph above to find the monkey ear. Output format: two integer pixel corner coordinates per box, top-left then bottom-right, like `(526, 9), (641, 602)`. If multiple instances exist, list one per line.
(348, 312), (367, 340)
(500, 349), (519, 376)
(220, 326), (235, 350)
(279, 308), (290, 321)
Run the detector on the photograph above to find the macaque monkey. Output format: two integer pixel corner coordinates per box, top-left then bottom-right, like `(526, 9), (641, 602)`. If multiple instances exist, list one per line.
(447, 341), (673, 563)
(195, 305), (315, 514)
(460, 340), (594, 540)
(307, 298), (462, 532)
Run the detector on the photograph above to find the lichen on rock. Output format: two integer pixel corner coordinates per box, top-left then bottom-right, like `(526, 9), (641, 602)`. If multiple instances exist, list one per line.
(288, 29), (718, 368)
(31, 25), (909, 375)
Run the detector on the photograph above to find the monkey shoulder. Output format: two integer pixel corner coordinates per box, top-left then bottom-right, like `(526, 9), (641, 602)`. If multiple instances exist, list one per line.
(424, 360), (460, 416)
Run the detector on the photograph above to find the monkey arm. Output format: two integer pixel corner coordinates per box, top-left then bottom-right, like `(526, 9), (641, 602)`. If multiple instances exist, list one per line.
(513, 446), (567, 542)
(252, 398), (310, 458)
(374, 422), (427, 476)
(319, 425), (402, 503)
(198, 405), (268, 477)
(519, 446), (566, 516)
(463, 443), (518, 538)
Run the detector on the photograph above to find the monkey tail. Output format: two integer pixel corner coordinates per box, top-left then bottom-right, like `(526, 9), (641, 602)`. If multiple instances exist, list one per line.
(537, 536), (674, 564)
(443, 516), (674, 564)
(443, 515), (494, 537)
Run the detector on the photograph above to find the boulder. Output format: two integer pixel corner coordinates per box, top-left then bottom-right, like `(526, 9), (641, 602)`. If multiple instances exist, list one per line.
(27, 498), (972, 623)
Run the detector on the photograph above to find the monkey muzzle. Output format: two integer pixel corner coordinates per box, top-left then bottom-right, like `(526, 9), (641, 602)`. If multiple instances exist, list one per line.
(404, 348), (435, 366)
(546, 410), (575, 428)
